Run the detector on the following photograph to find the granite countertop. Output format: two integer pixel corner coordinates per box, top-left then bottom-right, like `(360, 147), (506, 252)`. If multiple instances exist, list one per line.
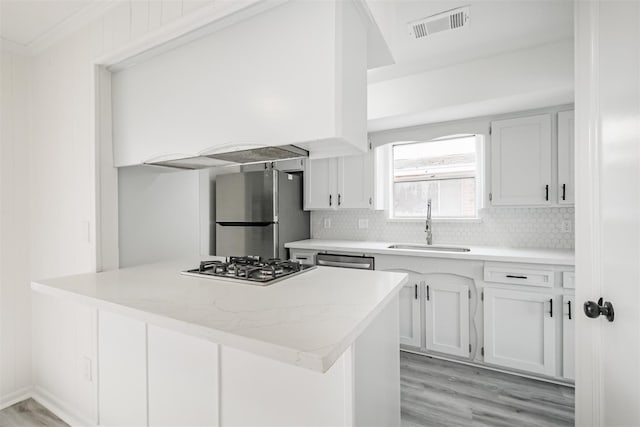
(31, 260), (407, 373)
(285, 239), (575, 266)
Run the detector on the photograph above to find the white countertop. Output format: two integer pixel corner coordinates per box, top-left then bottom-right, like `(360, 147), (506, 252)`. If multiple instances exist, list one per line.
(31, 261), (407, 373)
(285, 240), (575, 265)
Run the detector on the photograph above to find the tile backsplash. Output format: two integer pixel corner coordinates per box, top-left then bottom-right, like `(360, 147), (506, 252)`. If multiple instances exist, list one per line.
(311, 207), (575, 249)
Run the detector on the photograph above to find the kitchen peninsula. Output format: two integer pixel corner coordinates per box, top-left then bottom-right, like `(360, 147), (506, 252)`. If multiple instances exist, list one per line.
(31, 261), (407, 427)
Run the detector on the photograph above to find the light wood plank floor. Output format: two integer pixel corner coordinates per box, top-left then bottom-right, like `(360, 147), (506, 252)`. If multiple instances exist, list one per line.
(0, 354), (574, 427)
(401, 351), (575, 427)
(0, 399), (67, 427)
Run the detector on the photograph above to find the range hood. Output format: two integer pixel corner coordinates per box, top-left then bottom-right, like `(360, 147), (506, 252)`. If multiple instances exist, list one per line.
(145, 145), (308, 170)
(111, 0), (393, 169)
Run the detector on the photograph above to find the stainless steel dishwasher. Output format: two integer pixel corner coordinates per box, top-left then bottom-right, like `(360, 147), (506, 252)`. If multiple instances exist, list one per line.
(315, 253), (375, 270)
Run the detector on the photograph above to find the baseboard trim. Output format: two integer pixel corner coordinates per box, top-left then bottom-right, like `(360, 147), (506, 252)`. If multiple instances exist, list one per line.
(32, 386), (96, 427)
(0, 386), (33, 410)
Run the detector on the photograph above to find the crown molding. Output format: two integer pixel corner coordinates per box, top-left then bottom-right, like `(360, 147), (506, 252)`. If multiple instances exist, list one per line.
(2, 0), (119, 57)
(0, 37), (30, 56)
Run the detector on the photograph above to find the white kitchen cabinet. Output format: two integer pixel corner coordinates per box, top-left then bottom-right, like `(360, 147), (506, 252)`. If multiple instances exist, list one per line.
(483, 288), (556, 376)
(562, 294), (575, 380)
(399, 280), (421, 347)
(304, 157), (337, 209)
(557, 110), (575, 205)
(424, 277), (470, 358)
(98, 311), (147, 427)
(337, 153), (373, 209)
(304, 150), (373, 210)
(490, 114), (552, 206)
(147, 325), (219, 426)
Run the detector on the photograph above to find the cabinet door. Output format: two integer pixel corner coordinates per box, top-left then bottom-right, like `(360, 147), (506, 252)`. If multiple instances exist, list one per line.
(483, 288), (556, 376)
(557, 110), (575, 205)
(148, 325), (219, 426)
(98, 311), (147, 427)
(490, 114), (552, 205)
(562, 295), (575, 380)
(304, 158), (336, 210)
(337, 152), (372, 209)
(424, 278), (470, 358)
(399, 281), (421, 347)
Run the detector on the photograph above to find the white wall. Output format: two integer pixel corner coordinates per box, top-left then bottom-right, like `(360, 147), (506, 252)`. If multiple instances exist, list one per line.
(118, 166), (201, 267)
(0, 50), (32, 408)
(21, 0), (222, 422)
(368, 39), (574, 131)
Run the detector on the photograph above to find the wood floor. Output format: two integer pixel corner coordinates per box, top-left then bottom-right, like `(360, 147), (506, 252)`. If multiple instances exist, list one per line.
(0, 354), (574, 427)
(0, 399), (67, 427)
(401, 351), (575, 427)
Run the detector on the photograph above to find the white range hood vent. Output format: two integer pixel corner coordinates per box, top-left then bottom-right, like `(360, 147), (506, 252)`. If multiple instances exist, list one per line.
(145, 145), (308, 170)
(206, 145), (308, 164)
(408, 6), (470, 39)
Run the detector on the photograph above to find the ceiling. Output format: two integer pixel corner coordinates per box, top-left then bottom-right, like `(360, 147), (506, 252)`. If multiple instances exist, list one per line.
(0, 0), (115, 53)
(367, 0), (574, 83)
(0, 0), (574, 80)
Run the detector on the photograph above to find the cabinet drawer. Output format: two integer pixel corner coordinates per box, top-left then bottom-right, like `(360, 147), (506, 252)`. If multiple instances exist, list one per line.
(563, 272), (575, 289)
(484, 264), (555, 288)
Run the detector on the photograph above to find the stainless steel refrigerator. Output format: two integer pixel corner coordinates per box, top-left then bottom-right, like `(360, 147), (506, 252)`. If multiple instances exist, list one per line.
(215, 169), (309, 260)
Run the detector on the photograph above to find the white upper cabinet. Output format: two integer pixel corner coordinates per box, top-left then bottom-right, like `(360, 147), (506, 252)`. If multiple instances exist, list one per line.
(490, 114), (552, 206)
(304, 158), (337, 210)
(483, 288), (556, 376)
(424, 276), (470, 358)
(557, 110), (575, 205)
(304, 150), (374, 210)
(111, 0), (389, 167)
(337, 153), (373, 209)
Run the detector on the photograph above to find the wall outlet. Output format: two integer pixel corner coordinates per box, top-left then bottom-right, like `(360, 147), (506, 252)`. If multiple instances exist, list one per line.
(323, 218), (331, 229)
(561, 220), (572, 233)
(83, 356), (93, 382)
(358, 219), (368, 229)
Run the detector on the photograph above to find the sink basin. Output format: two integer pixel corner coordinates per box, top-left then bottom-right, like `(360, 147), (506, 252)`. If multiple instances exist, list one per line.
(387, 244), (471, 253)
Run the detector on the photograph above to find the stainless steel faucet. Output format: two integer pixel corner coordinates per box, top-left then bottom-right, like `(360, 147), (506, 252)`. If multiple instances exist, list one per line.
(425, 198), (433, 245)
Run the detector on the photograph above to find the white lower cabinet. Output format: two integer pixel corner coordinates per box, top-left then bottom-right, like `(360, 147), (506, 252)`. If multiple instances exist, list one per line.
(562, 295), (575, 380)
(98, 311), (147, 427)
(98, 312), (221, 427)
(399, 279), (421, 347)
(147, 325), (219, 426)
(483, 288), (556, 376)
(424, 276), (470, 358)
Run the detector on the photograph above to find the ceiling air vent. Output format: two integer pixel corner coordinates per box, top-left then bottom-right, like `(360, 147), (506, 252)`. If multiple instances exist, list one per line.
(408, 6), (470, 39)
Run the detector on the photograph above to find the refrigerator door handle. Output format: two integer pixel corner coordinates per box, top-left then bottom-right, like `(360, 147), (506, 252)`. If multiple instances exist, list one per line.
(216, 222), (274, 227)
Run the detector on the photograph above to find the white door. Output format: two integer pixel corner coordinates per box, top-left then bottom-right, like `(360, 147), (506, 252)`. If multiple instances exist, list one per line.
(304, 158), (336, 210)
(562, 295), (575, 380)
(557, 110), (575, 205)
(337, 153), (372, 209)
(424, 277), (470, 358)
(490, 114), (552, 206)
(399, 280), (421, 347)
(575, 2), (640, 425)
(483, 288), (555, 376)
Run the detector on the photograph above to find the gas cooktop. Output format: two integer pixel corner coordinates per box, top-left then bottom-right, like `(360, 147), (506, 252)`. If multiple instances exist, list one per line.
(181, 256), (315, 286)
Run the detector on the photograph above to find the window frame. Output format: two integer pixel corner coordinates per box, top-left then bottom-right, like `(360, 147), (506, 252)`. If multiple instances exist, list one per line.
(387, 134), (485, 221)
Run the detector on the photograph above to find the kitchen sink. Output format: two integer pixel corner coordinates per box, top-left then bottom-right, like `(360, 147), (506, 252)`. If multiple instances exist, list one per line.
(387, 244), (471, 253)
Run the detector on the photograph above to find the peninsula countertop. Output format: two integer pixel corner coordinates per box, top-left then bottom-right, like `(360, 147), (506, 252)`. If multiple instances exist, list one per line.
(285, 239), (575, 266)
(31, 261), (408, 373)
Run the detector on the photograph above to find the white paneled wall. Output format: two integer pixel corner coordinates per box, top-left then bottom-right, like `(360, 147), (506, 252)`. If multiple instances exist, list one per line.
(0, 0), (217, 420)
(0, 51), (32, 408)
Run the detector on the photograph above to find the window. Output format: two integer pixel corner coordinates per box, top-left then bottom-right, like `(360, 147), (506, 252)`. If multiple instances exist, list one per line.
(391, 135), (480, 219)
